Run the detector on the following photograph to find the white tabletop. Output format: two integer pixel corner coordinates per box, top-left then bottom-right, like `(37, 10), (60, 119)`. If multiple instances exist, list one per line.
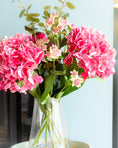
(10, 140), (90, 148)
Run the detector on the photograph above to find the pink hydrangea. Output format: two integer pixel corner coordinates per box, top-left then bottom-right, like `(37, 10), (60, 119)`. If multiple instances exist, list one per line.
(64, 25), (116, 80)
(0, 33), (44, 93)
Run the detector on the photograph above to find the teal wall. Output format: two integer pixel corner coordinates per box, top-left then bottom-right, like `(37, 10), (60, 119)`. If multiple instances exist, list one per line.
(0, 0), (113, 148)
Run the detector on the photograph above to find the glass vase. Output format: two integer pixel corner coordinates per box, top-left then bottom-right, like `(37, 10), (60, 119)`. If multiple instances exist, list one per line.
(29, 98), (70, 148)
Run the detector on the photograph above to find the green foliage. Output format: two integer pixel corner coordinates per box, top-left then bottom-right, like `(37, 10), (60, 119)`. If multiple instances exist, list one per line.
(62, 13), (69, 19)
(66, 1), (75, 9)
(54, 6), (58, 9)
(26, 4), (32, 13)
(62, 85), (78, 97)
(41, 74), (56, 104)
(17, 80), (23, 87)
(12, 0), (81, 103)
(44, 5), (51, 11)
(38, 22), (45, 27)
(57, 0), (64, 4)
(26, 16), (39, 23)
(24, 13), (40, 17)
(29, 84), (42, 99)
(44, 11), (50, 17)
(25, 26), (37, 33)
(19, 9), (25, 18)
(65, 58), (78, 78)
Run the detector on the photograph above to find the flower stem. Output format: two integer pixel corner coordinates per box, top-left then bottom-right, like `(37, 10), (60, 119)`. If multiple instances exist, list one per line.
(53, 60), (55, 71)
(32, 116), (47, 147)
(46, 111), (56, 148)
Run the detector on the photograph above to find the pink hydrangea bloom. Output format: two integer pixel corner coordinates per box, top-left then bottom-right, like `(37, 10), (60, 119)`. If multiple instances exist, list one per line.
(0, 33), (44, 93)
(64, 25), (116, 80)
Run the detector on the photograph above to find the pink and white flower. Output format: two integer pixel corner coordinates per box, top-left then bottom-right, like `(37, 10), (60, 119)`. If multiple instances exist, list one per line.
(51, 13), (58, 19)
(0, 33), (44, 93)
(57, 17), (68, 31)
(70, 70), (84, 88)
(53, 28), (58, 34)
(64, 25), (116, 80)
(46, 17), (54, 28)
(71, 77), (83, 88)
(70, 70), (78, 77)
(47, 45), (61, 59)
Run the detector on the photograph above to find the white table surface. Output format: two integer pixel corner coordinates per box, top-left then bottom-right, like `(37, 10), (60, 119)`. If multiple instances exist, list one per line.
(10, 140), (90, 148)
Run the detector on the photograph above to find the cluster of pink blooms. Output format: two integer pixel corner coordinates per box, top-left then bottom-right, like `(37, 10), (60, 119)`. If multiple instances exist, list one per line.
(46, 13), (58, 28)
(32, 33), (62, 60)
(46, 13), (68, 33)
(70, 70), (84, 88)
(64, 25), (116, 80)
(0, 33), (44, 93)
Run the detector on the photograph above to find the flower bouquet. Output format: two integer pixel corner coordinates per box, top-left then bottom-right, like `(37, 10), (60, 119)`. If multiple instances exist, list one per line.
(0, 0), (116, 148)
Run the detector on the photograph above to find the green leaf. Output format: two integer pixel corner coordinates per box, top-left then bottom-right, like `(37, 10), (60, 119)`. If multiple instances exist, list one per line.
(26, 16), (39, 23)
(56, 92), (64, 99)
(41, 74), (56, 104)
(66, 1), (75, 9)
(26, 4), (32, 13)
(25, 26), (36, 33)
(28, 84), (42, 99)
(17, 80), (23, 87)
(62, 85), (78, 97)
(19, 9), (25, 18)
(24, 13), (40, 17)
(44, 5), (51, 11)
(58, 0), (64, 4)
(51, 70), (66, 76)
(44, 11), (50, 17)
(62, 13), (69, 19)
(38, 22), (45, 27)
(54, 6), (58, 9)
(78, 67), (84, 75)
(56, 7), (64, 16)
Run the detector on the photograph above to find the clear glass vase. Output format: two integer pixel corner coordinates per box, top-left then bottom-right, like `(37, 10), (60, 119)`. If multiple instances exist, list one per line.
(29, 98), (70, 148)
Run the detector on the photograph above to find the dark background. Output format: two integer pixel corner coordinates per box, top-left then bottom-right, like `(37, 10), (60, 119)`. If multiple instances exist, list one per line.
(0, 91), (34, 148)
